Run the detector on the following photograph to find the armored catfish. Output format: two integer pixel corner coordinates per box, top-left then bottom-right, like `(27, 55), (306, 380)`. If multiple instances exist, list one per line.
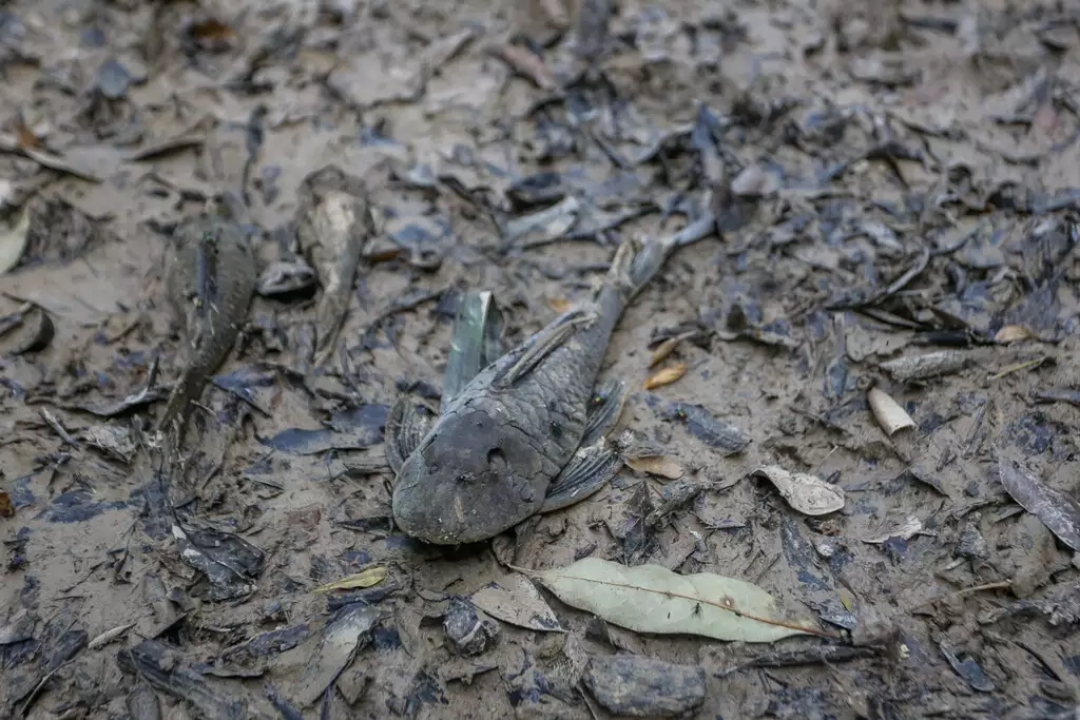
(387, 233), (696, 544)
(158, 216), (256, 435)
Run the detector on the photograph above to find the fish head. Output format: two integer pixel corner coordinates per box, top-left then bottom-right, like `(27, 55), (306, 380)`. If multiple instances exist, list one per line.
(392, 406), (546, 545)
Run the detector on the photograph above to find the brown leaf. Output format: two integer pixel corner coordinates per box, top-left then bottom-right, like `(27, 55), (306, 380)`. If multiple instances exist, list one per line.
(644, 362), (687, 390)
(0, 490), (12, 518)
(625, 455), (684, 480)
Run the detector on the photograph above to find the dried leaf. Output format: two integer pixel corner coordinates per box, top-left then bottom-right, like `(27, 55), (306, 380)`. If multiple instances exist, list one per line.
(293, 605), (379, 707)
(0, 207), (30, 276)
(0, 491), (12, 518)
(880, 350), (970, 381)
(644, 362), (687, 390)
(528, 557), (828, 642)
(625, 455), (685, 480)
(997, 450), (1080, 551)
(548, 297), (572, 313)
(994, 325), (1034, 344)
(649, 333), (694, 367)
(867, 387), (915, 436)
(470, 575), (563, 632)
(313, 566), (388, 593)
(753, 466), (845, 516)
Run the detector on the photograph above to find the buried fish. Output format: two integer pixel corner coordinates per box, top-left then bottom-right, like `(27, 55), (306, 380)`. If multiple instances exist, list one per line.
(158, 212), (256, 436)
(296, 166), (372, 366)
(387, 227), (713, 544)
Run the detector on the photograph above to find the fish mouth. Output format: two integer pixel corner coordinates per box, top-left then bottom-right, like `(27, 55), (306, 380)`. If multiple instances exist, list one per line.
(392, 484), (517, 546)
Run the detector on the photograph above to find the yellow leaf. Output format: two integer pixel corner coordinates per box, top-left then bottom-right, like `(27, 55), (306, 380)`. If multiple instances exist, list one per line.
(649, 332), (694, 367)
(313, 566), (387, 593)
(644, 362), (687, 390)
(625, 455), (685, 480)
(548, 297), (572, 313)
(994, 325), (1034, 344)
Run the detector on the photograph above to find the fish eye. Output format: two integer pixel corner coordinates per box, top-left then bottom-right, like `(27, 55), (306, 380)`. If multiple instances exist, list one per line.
(487, 448), (506, 468)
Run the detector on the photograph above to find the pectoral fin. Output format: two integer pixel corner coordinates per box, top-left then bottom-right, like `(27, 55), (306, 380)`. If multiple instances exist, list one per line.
(541, 438), (622, 513)
(494, 308), (594, 387)
(442, 291), (504, 410)
(385, 397), (437, 475)
(581, 377), (628, 447)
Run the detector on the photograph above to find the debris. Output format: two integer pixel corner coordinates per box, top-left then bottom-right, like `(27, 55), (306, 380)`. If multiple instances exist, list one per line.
(0, 302), (54, 355)
(658, 401), (750, 455)
(292, 604), (379, 707)
(525, 557), (829, 642)
(173, 522), (265, 601)
(313, 566), (388, 593)
(443, 599), (500, 656)
(118, 639), (251, 717)
(994, 325), (1035, 344)
(75, 358), (166, 417)
(753, 466), (845, 516)
(880, 351), (972, 382)
(488, 43), (558, 90)
(997, 450), (1080, 551)
(616, 430), (686, 480)
(40, 407), (78, 447)
(625, 454), (685, 480)
(88, 623), (135, 650)
(82, 424), (137, 463)
(469, 576), (563, 632)
(863, 516), (930, 544)
(0, 207), (29, 275)
(867, 387), (915, 436)
(938, 640), (995, 693)
(649, 332), (696, 367)
(644, 362), (687, 390)
(260, 404), (388, 455)
(583, 655), (706, 718)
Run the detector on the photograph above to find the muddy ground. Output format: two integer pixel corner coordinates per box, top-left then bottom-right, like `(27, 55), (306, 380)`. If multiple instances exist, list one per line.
(3, 0), (1080, 718)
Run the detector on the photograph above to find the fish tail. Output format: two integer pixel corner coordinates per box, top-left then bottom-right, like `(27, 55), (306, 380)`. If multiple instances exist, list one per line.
(605, 234), (671, 302)
(156, 371), (201, 435)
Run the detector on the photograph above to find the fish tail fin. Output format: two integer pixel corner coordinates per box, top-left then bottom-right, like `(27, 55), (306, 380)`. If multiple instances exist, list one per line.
(605, 234), (671, 302)
(156, 373), (199, 437)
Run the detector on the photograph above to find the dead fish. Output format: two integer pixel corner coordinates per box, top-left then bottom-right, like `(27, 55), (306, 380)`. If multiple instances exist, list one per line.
(387, 231), (713, 544)
(256, 259), (316, 297)
(297, 189), (371, 365)
(158, 216), (256, 435)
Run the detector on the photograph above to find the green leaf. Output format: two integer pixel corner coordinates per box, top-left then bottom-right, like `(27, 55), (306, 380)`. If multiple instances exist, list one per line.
(530, 557), (829, 643)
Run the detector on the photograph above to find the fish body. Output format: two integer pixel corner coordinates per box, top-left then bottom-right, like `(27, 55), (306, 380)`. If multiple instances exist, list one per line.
(158, 216), (256, 434)
(392, 237), (673, 544)
(297, 178), (371, 365)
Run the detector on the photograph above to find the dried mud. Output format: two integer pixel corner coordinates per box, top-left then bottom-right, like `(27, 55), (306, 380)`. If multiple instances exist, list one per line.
(2, 0), (1080, 718)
